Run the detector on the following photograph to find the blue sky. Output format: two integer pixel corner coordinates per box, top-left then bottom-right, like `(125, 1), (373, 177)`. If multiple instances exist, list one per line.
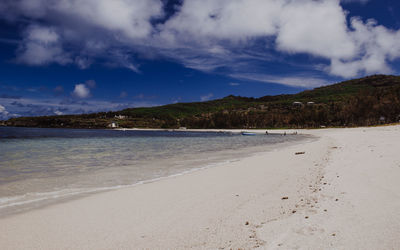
(0, 0), (400, 119)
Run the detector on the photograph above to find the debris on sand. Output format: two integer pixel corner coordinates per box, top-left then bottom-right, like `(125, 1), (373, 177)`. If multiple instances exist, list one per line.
(281, 196), (289, 200)
(295, 152), (305, 155)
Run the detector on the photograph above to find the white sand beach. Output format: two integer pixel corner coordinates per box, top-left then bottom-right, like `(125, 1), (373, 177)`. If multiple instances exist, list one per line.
(1, 126), (400, 249)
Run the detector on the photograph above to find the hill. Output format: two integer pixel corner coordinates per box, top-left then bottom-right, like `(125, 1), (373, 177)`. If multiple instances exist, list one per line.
(4, 75), (400, 129)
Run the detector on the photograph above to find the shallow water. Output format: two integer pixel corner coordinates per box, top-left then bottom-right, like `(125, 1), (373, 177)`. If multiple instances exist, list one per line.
(0, 127), (310, 215)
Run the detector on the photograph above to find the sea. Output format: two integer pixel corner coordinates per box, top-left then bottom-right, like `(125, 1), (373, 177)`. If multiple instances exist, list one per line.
(0, 126), (311, 216)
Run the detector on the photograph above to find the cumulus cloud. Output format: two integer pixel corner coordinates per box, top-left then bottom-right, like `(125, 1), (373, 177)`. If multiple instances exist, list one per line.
(328, 17), (400, 77)
(159, 0), (400, 79)
(71, 80), (96, 98)
(1, 0), (400, 82)
(17, 25), (71, 65)
(2, 0), (163, 70)
(276, 0), (356, 59)
(72, 84), (90, 98)
(2, 0), (163, 38)
(0, 104), (18, 119)
(0, 104), (9, 119)
(160, 0), (281, 44)
(160, 0), (400, 79)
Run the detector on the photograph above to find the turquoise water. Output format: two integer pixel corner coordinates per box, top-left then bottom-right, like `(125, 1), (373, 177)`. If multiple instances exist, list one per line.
(0, 127), (308, 215)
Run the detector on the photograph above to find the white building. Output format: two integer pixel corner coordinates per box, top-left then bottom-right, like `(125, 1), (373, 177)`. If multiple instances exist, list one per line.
(114, 115), (126, 119)
(292, 101), (303, 107)
(109, 122), (119, 128)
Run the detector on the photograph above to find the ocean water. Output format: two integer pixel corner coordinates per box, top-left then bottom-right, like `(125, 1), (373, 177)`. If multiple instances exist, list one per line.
(0, 127), (310, 216)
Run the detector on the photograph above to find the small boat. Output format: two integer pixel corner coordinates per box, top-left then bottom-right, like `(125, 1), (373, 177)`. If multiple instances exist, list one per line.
(241, 132), (257, 136)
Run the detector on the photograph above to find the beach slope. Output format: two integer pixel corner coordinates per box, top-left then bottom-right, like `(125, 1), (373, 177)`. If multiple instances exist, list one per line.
(1, 126), (400, 249)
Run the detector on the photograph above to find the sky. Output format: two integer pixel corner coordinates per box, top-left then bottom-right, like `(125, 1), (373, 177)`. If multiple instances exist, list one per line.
(1, 0), (400, 119)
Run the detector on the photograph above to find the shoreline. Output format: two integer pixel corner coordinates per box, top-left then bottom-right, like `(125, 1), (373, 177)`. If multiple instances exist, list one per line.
(0, 133), (313, 218)
(1, 126), (400, 249)
(115, 127), (300, 134)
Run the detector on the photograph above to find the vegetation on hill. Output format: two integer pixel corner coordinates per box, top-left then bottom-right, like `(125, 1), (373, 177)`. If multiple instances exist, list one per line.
(4, 75), (400, 129)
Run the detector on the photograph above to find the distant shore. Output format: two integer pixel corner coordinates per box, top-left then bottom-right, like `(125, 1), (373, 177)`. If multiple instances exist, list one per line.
(115, 127), (301, 135)
(1, 126), (400, 249)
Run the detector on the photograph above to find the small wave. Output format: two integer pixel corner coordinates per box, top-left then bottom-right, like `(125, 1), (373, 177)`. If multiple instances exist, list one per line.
(0, 158), (238, 212)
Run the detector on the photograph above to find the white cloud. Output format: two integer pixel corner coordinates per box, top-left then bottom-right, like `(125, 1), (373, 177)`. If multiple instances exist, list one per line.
(0, 104), (18, 120)
(71, 80), (96, 99)
(3, 0), (163, 69)
(75, 56), (92, 69)
(2, 0), (400, 83)
(229, 82), (240, 86)
(159, 0), (400, 79)
(160, 0), (281, 44)
(3, 0), (163, 39)
(0, 104), (9, 117)
(72, 84), (90, 98)
(276, 0), (356, 59)
(200, 93), (214, 102)
(230, 73), (330, 88)
(328, 17), (400, 77)
(17, 25), (71, 65)
(57, 0), (163, 39)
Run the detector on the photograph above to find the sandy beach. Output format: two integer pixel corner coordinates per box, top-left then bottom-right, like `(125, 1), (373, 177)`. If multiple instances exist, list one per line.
(1, 126), (400, 249)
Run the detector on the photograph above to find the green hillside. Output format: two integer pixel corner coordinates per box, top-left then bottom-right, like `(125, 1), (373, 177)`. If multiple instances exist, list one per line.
(4, 75), (400, 129)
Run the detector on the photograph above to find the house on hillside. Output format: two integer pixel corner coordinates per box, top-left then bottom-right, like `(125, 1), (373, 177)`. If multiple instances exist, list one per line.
(114, 115), (126, 119)
(307, 102), (315, 106)
(109, 121), (119, 128)
(292, 101), (303, 107)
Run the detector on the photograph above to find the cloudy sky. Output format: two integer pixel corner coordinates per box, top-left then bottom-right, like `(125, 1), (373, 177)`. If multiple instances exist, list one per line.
(1, 0), (400, 119)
